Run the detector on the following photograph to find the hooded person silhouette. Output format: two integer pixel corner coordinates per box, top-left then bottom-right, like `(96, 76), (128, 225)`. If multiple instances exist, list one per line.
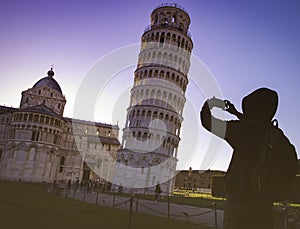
(200, 88), (294, 229)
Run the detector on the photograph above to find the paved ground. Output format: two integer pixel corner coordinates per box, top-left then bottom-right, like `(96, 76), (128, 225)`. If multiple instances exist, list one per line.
(65, 190), (224, 228)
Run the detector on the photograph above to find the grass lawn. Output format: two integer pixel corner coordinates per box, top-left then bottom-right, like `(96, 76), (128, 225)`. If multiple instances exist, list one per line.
(0, 180), (213, 229)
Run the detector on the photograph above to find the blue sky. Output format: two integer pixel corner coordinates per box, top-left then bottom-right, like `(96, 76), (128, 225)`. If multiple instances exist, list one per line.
(0, 0), (299, 171)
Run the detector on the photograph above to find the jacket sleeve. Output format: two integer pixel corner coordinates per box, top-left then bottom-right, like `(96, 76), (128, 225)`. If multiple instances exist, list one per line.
(200, 100), (228, 140)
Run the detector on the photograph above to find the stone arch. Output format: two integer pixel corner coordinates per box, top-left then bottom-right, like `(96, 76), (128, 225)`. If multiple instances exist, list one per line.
(17, 142), (27, 150)
(141, 110), (146, 117)
(181, 38), (185, 49)
(159, 70), (164, 78)
(142, 132), (148, 141)
(151, 33), (155, 41)
(127, 155), (136, 165)
(170, 116), (174, 122)
(149, 69), (153, 78)
(159, 112), (164, 119)
(137, 131), (142, 140)
(145, 89), (149, 97)
(132, 131), (136, 137)
(168, 54), (173, 65)
(166, 32), (171, 41)
(157, 52), (162, 64)
(171, 73), (175, 81)
(160, 32), (165, 44)
(146, 53), (151, 62)
(165, 113), (169, 121)
(150, 89), (155, 99)
(172, 34), (176, 43)
(162, 52), (168, 65)
(178, 57), (182, 71)
(162, 91), (167, 101)
(59, 156), (65, 172)
(147, 110), (152, 117)
(166, 71), (170, 79)
(152, 158), (160, 166)
(157, 90), (161, 99)
(155, 32), (159, 42)
(28, 146), (37, 161)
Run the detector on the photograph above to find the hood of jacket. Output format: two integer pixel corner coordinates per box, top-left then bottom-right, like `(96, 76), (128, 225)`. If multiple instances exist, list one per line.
(242, 87), (278, 122)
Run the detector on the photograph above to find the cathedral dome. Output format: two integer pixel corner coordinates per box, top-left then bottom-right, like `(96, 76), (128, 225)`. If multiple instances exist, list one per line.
(32, 68), (63, 94)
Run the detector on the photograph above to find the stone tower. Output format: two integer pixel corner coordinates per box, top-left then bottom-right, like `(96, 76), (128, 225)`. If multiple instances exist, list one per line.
(115, 3), (193, 193)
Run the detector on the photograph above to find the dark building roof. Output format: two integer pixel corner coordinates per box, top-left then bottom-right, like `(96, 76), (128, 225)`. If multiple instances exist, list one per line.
(0, 105), (18, 114)
(65, 117), (119, 129)
(19, 104), (62, 118)
(32, 69), (63, 94)
(87, 135), (120, 145)
(0, 105), (62, 118)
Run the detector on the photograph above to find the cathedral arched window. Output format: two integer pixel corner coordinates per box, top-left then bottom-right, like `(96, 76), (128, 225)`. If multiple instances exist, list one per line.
(34, 115), (39, 122)
(31, 130), (39, 141)
(59, 156), (65, 173)
(28, 147), (36, 161)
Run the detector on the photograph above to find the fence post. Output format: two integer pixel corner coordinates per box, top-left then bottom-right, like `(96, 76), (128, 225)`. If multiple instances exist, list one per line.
(83, 189), (86, 202)
(113, 193), (116, 208)
(128, 195), (134, 229)
(212, 202), (218, 229)
(96, 191), (99, 205)
(135, 195), (139, 212)
(167, 194), (170, 218)
(284, 202), (289, 229)
(183, 212), (189, 222)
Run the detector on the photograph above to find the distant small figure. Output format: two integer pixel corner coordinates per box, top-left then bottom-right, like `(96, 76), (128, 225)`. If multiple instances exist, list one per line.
(155, 183), (162, 202)
(87, 179), (93, 193)
(73, 179), (79, 195)
(66, 179), (71, 195)
(93, 181), (99, 192)
(80, 180), (86, 192)
(118, 184), (123, 196)
(52, 180), (57, 194)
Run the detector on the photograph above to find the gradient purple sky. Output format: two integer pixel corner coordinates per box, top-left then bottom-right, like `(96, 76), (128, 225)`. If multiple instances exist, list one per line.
(0, 0), (299, 171)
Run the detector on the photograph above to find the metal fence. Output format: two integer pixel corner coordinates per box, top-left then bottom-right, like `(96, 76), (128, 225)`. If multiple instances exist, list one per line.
(49, 184), (300, 229)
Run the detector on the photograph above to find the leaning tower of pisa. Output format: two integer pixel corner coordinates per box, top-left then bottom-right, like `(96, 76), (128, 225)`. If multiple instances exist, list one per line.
(115, 3), (193, 193)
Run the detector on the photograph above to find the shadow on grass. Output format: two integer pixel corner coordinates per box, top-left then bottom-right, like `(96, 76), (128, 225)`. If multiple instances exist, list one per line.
(0, 180), (213, 229)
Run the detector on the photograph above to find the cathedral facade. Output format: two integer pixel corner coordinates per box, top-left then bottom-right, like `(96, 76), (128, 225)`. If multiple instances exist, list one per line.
(0, 68), (120, 183)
